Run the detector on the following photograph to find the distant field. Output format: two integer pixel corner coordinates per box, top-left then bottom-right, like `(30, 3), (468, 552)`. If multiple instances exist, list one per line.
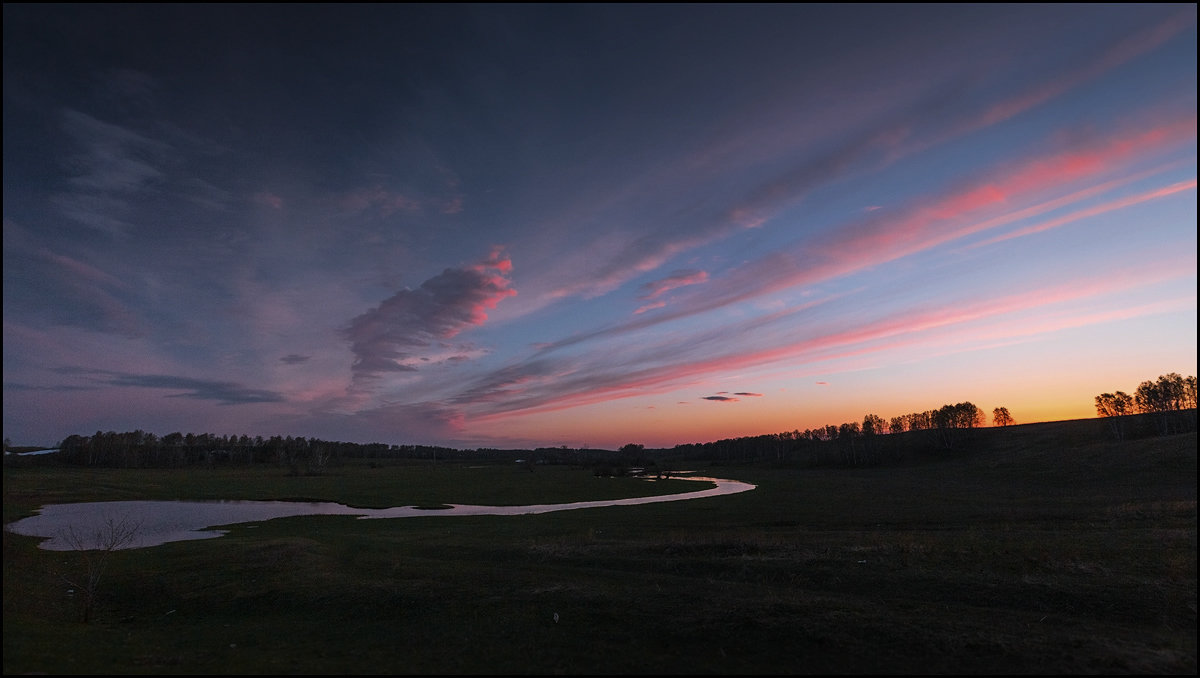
(3, 419), (1195, 674)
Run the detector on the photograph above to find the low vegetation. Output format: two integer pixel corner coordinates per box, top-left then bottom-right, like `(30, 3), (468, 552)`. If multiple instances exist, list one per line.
(3, 416), (1195, 674)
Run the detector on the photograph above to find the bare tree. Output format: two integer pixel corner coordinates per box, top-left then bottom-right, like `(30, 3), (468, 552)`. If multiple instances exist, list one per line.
(58, 515), (142, 623)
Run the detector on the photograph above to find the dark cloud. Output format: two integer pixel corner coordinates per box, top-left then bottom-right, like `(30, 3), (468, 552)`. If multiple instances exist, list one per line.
(280, 354), (311, 364)
(3, 382), (95, 392)
(54, 109), (172, 237)
(106, 374), (285, 404)
(343, 255), (515, 381)
(702, 392), (760, 401)
(53, 368), (284, 404)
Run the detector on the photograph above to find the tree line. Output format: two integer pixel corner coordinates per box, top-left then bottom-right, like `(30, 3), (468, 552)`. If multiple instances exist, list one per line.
(50, 430), (472, 471)
(13, 372), (1194, 471)
(1095, 372), (1197, 440)
(21, 400), (998, 471)
(669, 400), (1001, 467)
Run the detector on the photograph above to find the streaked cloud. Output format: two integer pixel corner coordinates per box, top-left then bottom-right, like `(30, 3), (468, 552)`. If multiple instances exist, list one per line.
(700, 392), (761, 401)
(53, 109), (171, 237)
(638, 269), (709, 301)
(637, 113), (1197, 329)
(3, 5), (1194, 449)
(458, 260), (1194, 425)
(53, 368), (285, 405)
(342, 251), (516, 382)
(968, 178), (1197, 250)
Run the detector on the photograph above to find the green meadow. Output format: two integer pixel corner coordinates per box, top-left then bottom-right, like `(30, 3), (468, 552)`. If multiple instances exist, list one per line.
(3, 419), (1196, 674)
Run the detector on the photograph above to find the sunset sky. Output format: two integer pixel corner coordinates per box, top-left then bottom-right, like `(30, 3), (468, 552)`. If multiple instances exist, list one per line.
(4, 5), (1196, 450)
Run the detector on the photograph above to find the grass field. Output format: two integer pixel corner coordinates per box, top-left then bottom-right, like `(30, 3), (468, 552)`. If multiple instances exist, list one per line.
(3, 418), (1196, 674)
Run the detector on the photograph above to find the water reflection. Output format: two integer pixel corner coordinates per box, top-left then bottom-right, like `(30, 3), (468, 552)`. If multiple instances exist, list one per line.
(5, 476), (755, 551)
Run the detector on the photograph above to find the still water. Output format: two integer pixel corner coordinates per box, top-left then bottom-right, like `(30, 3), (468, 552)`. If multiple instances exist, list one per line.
(5, 475), (755, 551)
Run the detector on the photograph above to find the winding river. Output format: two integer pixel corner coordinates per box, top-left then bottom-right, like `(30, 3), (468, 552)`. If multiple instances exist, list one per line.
(5, 475), (755, 551)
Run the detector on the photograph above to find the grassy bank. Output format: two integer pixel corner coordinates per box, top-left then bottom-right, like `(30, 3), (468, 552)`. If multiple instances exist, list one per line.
(3, 420), (1196, 674)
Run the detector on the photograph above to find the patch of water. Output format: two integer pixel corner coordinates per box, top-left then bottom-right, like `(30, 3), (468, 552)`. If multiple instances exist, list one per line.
(4, 476), (755, 551)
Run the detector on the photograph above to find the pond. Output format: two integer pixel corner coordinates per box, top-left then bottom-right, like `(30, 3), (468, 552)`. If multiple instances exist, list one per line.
(4, 475), (755, 551)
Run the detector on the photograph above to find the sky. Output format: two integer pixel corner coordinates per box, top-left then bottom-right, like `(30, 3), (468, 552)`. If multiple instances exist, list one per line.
(3, 4), (1196, 451)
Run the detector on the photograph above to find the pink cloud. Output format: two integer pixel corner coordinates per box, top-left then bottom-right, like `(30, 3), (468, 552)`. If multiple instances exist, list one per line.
(634, 301), (667, 315)
(526, 114), (1194, 373)
(788, 293), (1197, 377)
(638, 269), (709, 300)
(719, 115), (1197, 309)
(525, 12), (1192, 315)
(476, 246), (514, 274)
(834, 116), (1197, 255)
(343, 252), (516, 382)
(970, 178), (1197, 249)
(464, 260), (1193, 423)
(712, 31), (1195, 253)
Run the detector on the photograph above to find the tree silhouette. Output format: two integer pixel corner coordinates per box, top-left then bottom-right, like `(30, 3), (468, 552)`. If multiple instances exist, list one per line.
(992, 407), (1014, 427)
(933, 402), (982, 449)
(1134, 373), (1195, 435)
(1094, 391), (1133, 440)
(861, 413), (886, 436)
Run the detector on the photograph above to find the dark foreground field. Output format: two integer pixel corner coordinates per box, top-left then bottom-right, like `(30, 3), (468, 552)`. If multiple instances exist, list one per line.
(4, 420), (1196, 674)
